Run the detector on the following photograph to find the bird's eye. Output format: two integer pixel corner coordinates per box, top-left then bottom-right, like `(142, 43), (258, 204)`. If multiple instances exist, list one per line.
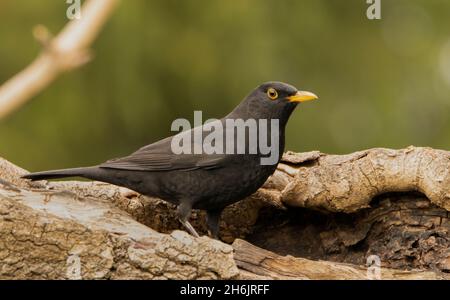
(267, 88), (278, 100)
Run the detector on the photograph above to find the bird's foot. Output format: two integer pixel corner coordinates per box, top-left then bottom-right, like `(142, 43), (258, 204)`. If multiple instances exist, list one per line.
(206, 209), (222, 240)
(207, 230), (219, 240)
(179, 219), (200, 238)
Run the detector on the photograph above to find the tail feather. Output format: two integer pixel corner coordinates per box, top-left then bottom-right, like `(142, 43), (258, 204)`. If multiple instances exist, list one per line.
(22, 167), (96, 181)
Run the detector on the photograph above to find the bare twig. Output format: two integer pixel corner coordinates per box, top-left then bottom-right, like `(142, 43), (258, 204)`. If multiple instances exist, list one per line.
(0, 0), (119, 120)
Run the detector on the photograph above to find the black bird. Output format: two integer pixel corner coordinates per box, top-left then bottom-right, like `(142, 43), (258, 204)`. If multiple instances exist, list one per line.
(22, 82), (318, 238)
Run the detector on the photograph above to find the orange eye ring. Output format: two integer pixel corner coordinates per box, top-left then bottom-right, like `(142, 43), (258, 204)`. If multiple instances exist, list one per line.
(267, 88), (278, 100)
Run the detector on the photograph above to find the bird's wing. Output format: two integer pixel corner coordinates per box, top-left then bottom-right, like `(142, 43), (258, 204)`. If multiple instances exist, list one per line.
(99, 152), (229, 172)
(99, 126), (232, 172)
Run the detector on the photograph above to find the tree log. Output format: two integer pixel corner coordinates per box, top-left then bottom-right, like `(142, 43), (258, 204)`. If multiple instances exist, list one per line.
(268, 146), (450, 212)
(0, 159), (237, 279)
(233, 239), (443, 279)
(0, 146), (449, 279)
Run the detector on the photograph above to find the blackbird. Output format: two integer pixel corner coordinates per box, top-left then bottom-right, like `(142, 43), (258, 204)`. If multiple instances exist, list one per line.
(22, 82), (318, 238)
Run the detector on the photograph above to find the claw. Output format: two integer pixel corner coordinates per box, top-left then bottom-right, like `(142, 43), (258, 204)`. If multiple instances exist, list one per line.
(179, 219), (200, 238)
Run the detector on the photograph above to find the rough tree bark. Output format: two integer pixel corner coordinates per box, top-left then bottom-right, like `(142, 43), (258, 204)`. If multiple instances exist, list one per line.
(0, 146), (449, 279)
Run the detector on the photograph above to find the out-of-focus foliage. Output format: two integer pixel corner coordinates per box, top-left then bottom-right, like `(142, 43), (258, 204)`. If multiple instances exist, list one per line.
(0, 0), (449, 170)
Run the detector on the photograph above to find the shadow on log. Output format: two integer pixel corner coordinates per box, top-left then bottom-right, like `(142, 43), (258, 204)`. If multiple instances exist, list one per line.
(0, 146), (449, 279)
(248, 193), (450, 272)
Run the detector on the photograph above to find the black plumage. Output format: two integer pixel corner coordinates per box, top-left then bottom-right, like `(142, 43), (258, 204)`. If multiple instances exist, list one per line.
(22, 81), (317, 238)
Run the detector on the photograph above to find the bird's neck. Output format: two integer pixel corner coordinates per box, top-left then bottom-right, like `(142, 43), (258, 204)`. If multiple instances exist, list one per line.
(224, 102), (294, 161)
(226, 100), (296, 131)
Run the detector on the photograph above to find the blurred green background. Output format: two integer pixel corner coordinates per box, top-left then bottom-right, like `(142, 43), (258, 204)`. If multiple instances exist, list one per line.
(1, 0), (449, 171)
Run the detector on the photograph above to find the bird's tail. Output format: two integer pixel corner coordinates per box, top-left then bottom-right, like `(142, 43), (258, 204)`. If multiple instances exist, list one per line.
(22, 167), (97, 181)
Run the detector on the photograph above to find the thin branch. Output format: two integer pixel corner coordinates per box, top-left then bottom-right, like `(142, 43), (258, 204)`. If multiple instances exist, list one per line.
(0, 0), (119, 120)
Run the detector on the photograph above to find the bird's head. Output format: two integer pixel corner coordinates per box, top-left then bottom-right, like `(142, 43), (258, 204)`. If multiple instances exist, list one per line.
(230, 81), (318, 123)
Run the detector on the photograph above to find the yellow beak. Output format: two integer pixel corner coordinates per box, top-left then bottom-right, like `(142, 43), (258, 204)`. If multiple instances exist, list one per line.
(287, 90), (319, 103)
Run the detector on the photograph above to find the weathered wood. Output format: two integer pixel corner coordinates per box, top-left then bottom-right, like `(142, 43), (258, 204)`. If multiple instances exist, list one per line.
(278, 147), (450, 212)
(247, 193), (450, 273)
(233, 239), (444, 280)
(1, 146), (449, 279)
(0, 158), (238, 279)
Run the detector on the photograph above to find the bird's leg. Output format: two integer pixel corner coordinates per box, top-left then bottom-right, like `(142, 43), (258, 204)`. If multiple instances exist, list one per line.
(206, 209), (223, 239)
(176, 201), (200, 238)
